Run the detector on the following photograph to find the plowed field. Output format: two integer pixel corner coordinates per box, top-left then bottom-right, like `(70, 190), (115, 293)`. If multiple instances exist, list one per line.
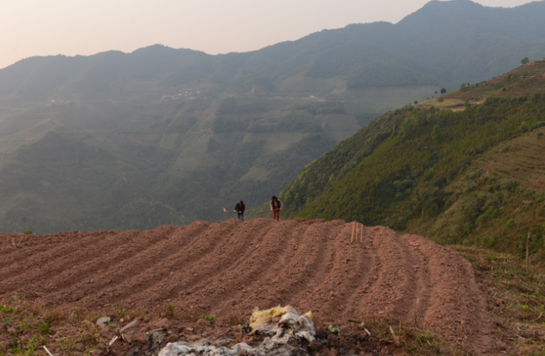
(0, 218), (494, 354)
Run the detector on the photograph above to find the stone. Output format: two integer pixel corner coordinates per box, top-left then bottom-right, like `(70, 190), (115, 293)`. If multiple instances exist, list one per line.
(148, 331), (166, 350)
(209, 346), (236, 356)
(72, 342), (85, 351)
(96, 317), (111, 328)
(72, 291), (85, 301)
(232, 343), (254, 356)
(158, 343), (193, 356)
(152, 318), (171, 330)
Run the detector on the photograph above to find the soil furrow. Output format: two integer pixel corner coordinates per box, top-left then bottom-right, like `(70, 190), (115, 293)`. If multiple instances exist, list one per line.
(67, 222), (215, 308)
(0, 230), (154, 297)
(0, 219), (493, 354)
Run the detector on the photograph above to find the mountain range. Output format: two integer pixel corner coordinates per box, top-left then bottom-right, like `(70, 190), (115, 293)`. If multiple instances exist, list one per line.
(1, 0), (545, 233)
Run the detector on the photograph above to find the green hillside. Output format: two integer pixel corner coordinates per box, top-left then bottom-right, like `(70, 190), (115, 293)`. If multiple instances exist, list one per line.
(1, 0), (545, 233)
(281, 58), (545, 258)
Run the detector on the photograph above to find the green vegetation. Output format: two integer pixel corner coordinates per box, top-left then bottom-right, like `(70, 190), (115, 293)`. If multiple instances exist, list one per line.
(456, 247), (545, 355)
(166, 303), (175, 318)
(0, 293), (472, 355)
(0, 298), (118, 355)
(203, 314), (217, 324)
(281, 59), (545, 258)
(116, 302), (126, 319)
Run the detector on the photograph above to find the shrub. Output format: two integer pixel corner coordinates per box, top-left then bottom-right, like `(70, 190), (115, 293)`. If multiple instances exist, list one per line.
(166, 303), (175, 318)
(36, 322), (53, 335)
(500, 178), (519, 193)
(0, 304), (14, 313)
(116, 302), (126, 319)
(203, 314), (216, 324)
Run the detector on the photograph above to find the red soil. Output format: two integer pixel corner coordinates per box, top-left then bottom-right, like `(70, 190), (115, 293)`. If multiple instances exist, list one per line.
(0, 218), (495, 354)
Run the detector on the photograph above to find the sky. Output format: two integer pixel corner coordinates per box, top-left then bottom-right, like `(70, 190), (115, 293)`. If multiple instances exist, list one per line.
(0, 0), (538, 69)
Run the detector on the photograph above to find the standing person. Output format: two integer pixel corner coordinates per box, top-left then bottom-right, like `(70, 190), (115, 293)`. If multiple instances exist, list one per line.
(235, 201), (245, 221)
(270, 196), (283, 221)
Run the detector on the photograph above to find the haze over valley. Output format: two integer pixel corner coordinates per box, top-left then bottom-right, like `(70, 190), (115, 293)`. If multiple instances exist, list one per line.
(1, 0), (545, 233)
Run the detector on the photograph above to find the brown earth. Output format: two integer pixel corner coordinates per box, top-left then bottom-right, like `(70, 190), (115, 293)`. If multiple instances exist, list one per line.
(0, 218), (495, 354)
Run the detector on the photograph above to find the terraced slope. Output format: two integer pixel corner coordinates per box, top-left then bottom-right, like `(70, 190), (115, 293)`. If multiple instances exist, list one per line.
(0, 219), (494, 354)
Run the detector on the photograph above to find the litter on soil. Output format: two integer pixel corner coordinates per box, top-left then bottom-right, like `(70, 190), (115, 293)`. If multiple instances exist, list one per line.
(159, 306), (315, 356)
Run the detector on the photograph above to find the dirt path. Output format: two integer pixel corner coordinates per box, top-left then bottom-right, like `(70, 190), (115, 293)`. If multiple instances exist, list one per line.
(0, 219), (495, 354)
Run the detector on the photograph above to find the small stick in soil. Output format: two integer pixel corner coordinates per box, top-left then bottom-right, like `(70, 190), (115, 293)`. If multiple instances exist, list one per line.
(351, 221), (356, 243)
(146, 328), (166, 334)
(389, 325), (398, 338)
(390, 326), (401, 346)
(360, 224), (363, 243)
(526, 233), (530, 272)
(43, 346), (54, 356)
(119, 318), (139, 333)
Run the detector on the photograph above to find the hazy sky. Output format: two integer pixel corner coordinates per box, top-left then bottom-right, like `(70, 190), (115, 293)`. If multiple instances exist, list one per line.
(0, 0), (537, 69)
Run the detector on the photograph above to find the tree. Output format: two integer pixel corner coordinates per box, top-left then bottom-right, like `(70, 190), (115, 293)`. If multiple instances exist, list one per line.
(440, 88), (447, 95)
(399, 118), (419, 137)
(459, 83), (466, 92)
(432, 125), (442, 141)
(521, 57), (529, 65)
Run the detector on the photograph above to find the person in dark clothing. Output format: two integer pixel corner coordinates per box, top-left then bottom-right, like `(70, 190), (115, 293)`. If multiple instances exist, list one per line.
(235, 201), (245, 221)
(270, 196), (283, 221)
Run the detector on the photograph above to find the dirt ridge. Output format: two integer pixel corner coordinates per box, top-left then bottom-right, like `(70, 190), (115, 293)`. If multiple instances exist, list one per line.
(0, 218), (494, 354)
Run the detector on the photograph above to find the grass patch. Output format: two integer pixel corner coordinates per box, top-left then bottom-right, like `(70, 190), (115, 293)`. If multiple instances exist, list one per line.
(314, 314), (468, 355)
(456, 246), (545, 355)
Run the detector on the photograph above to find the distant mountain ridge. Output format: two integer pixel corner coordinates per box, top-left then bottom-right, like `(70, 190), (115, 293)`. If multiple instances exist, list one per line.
(0, 0), (545, 233)
(2, 0), (545, 104)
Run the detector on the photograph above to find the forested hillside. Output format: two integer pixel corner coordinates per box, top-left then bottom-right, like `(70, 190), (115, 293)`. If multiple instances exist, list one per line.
(281, 58), (545, 258)
(1, 0), (545, 233)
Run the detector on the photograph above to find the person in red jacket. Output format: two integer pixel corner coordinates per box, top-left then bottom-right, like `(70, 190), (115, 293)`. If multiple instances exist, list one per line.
(270, 196), (283, 221)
